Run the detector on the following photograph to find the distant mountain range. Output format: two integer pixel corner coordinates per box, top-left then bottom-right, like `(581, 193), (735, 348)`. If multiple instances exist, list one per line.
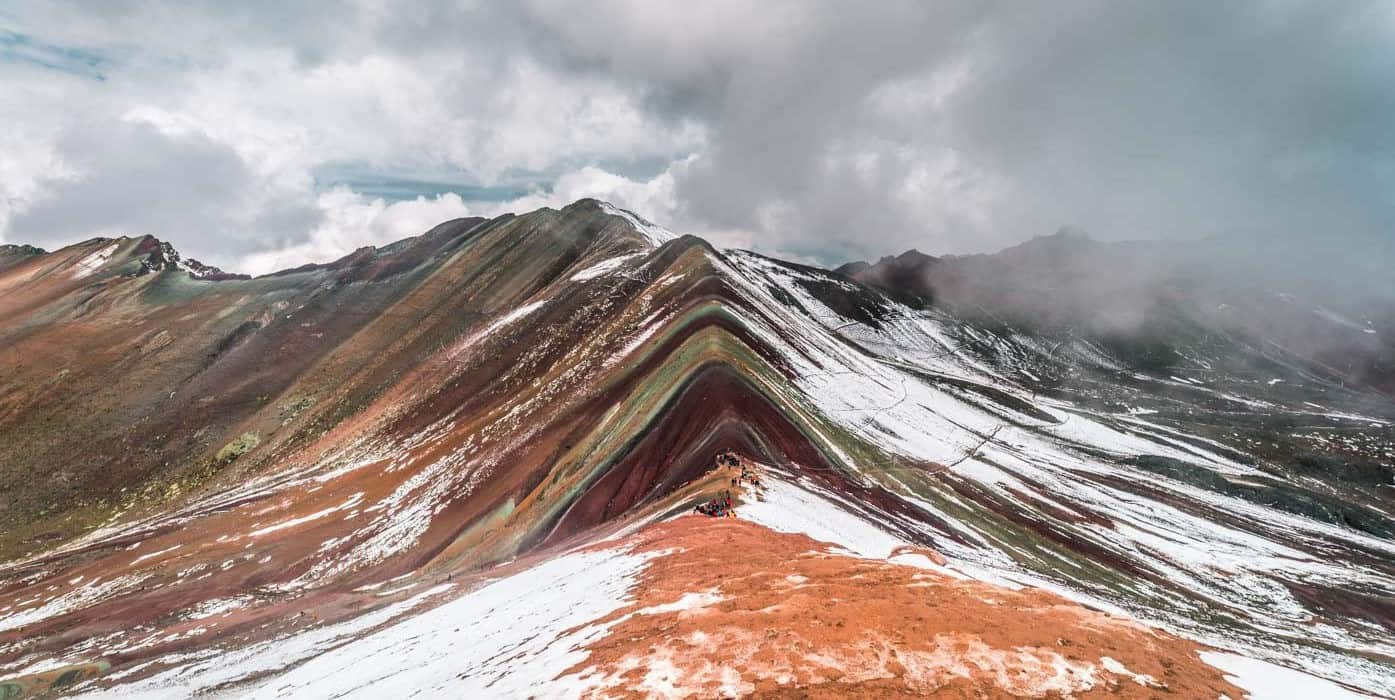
(839, 230), (1395, 396)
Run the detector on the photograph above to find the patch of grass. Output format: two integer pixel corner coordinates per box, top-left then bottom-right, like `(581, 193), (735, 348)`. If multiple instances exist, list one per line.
(215, 431), (260, 463)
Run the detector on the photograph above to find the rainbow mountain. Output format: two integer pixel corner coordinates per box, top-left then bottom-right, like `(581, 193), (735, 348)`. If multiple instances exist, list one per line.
(0, 200), (1391, 697)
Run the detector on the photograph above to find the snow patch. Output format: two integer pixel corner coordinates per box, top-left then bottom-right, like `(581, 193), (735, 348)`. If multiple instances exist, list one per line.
(481, 298), (548, 337)
(72, 243), (118, 279)
(570, 253), (643, 281)
(598, 201), (677, 247)
(1199, 651), (1376, 699)
(632, 589), (723, 617)
(740, 477), (908, 560)
(80, 547), (652, 697)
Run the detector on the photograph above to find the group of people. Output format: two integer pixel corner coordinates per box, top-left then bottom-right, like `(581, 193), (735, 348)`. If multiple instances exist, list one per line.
(693, 451), (763, 518)
(732, 463), (759, 488)
(695, 489), (735, 517)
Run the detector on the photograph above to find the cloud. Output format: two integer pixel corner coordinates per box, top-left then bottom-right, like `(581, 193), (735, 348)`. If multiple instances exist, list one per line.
(521, 2), (1395, 267)
(235, 188), (472, 276)
(1, 1), (1393, 283)
(0, 3), (701, 267)
(6, 119), (321, 260)
(477, 160), (684, 224)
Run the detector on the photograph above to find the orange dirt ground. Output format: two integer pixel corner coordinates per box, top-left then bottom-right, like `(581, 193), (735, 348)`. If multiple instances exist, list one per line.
(567, 514), (1244, 699)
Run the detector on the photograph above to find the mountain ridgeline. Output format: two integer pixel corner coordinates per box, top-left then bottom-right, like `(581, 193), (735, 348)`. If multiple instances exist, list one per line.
(1, 202), (1393, 695)
(838, 230), (1395, 396)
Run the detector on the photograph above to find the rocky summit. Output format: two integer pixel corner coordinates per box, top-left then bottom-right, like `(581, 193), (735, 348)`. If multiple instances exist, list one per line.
(0, 200), (1391, 698)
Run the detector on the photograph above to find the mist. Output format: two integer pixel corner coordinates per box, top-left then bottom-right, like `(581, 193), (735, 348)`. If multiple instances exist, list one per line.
(2, 1), (1393, 295)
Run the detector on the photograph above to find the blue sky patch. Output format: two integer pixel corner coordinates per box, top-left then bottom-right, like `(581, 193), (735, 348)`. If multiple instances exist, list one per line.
(0, 28), (108, 80)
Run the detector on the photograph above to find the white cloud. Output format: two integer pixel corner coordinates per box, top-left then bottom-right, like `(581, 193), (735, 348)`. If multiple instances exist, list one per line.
(479, 158), (685, 220)
(3, 1), (1394, 275)
(0, 8), (703, 267)
(235, 189), (472, 276)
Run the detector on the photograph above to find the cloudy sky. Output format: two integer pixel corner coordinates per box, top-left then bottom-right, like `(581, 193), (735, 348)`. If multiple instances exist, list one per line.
(2, 2), (1393, 275)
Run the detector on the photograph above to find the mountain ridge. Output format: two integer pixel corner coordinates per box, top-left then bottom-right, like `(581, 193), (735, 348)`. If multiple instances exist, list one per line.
(840, 232), (1395, 396)
(0, 200), (1392, 696)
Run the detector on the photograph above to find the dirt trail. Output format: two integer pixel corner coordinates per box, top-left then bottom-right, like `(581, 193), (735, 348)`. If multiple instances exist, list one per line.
(567, 513), (1244, 698)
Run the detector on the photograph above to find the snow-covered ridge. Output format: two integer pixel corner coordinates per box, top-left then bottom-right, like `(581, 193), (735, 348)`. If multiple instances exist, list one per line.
(597, 201), (678, 247)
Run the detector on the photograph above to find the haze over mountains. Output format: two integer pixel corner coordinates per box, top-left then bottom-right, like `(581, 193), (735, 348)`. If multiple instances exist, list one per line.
(0, 202), (1392, 697)
(839, 231), (1395, 397)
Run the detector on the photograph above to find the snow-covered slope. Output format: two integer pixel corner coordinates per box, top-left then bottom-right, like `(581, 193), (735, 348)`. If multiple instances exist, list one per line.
(715, 250), (1395, 694)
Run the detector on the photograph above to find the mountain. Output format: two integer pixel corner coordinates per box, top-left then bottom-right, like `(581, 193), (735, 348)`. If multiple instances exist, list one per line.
(833, 248), (941, 306)
(1, 202), (1392, 697)
(0, 245), (46, 273)
(841, 230), (1395, 396)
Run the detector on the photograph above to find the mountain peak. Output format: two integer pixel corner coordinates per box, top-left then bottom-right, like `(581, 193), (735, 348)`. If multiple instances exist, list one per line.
(0, 243), (46, 273)
(131, 235), (248, 280)
(589, 199), (679, 247)
(893, 248), (937, 264)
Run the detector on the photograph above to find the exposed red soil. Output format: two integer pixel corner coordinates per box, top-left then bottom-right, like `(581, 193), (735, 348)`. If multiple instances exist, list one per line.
(568, 514), (1244, 699)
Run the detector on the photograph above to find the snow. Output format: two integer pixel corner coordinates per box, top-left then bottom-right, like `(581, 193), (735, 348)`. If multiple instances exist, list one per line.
(181, 596), (252, 620)
(570, 253), (643, 281)
(0, 574), (150, 633)
(740, 476), (963, 576)
(1100, 656), (1158, 688)
(712, 250), (1395, 696)
(79, 547), (652, 698)
(481, 298), (549, 337)
(130, 544), (182, 565)
(72, 243), (118, 279)
(632, 589), (723, 617)
(1313, 307), (1373, 335)
(1199, 652), (1377, 699)
(598, 201), (678, 247)
(604, 308), (673, 368)
(246, 492), (362, 538)
(740, 477), (907, 560)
